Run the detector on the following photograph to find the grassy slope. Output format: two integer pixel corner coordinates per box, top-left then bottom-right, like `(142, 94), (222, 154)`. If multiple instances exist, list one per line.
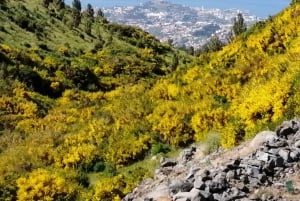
(0, 0), (190, 90)
(1, 0), (300, 200)
(0, 0), (192, 200)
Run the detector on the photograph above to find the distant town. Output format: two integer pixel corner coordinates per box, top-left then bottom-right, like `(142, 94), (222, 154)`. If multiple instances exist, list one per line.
(103, 0), (260, 48)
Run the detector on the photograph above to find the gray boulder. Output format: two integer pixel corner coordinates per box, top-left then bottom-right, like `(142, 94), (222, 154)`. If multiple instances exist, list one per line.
(293, 130), (300, 141)
(289, 150), (300, 161)
(160, 157), (177, 167)
(173, 188), (201, 201)
(272, 156), (285, 167)
(199, 189), (214, 200)
(169, 180), (193, 194)
(278, 149), (291, 162)
(276, 120), (300, 137)
(256, 151), (270, 162)
(295, 140), (300, 148)
(143, 184), (170, 201)
(185, 166), (201, 181)
(179, 146), (196, 164)
(266, 139), (288, 148)
(249, 131), (277, 149)
(194, 177), (206, 190)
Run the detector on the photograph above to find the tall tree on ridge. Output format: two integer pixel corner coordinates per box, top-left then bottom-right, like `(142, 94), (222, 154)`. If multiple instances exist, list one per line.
(54, 0), (65, 9)
(42, 0), (51, 8)
(291, 0), (300, 5)
(227, 13), (247, 43)
(72, 0), (81, 28)
(232, 13), (247, 36)
(96, 8), (104, 18)
(86, 3), (94, 21)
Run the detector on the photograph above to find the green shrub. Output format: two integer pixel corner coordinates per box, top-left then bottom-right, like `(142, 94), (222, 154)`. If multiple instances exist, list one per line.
(38, 43), (49, 51)
(0, 185), (16, 201)
(0, 26), (5, 32)
(104, 163), (117, 176)
(91, 40), (105, 53)
(151, 143), (171, 155)
(285, 180), (294, 194)
(93, 161), (106, 172)
(203, 132), (221, 154)
(77, 172), (89, 187)
(63, 67), (100, 91)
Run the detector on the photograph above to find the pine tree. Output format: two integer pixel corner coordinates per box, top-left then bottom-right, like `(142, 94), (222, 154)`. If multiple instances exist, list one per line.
(199, 35), (224, 53)
(42, 0), (51, 8)
(96, 8), (104, 18)
(86, 3), (94, 21)
(0, 62), (8, 79)
(54, 0), (65, 9)
(95, 8), (109, 23)
(232, 13), (247, 36)
(171, 54), (179, 71)
(72, 0), (81, 28)
(187, 46), (194, 55)
(291, 0), (300, 5)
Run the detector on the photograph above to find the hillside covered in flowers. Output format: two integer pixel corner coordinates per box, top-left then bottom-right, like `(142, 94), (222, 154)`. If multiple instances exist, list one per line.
(1, 0), (300, 200)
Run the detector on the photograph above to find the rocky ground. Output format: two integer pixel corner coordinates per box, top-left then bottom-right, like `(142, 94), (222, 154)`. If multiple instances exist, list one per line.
(123, 120), (300, 201)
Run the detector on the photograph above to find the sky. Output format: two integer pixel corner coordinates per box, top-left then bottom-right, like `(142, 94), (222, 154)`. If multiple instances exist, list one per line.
(65, 0), (291, 18)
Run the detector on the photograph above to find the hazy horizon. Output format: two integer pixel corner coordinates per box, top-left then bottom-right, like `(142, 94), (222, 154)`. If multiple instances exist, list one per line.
(65, 0), (291, 17)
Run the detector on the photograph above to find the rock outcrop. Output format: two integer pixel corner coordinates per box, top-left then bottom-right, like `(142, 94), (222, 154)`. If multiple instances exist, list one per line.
(123, 120), (300, 201)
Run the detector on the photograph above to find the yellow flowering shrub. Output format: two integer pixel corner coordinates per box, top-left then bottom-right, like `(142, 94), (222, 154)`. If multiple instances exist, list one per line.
(62, 144), (98, 168)
(43, 55), (60, 70)
(149, 80), (180, 100)
(91, 175), (127, 201)
(147, 101), (193, 145)
(233, 79), (290, 128)
(105, 133), (150, 166)
(191, 108), (230, 141)
(17, 169), (77, 201)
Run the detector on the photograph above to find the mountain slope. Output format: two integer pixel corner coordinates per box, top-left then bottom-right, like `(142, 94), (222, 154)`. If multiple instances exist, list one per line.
(147, 2), (300, 148)
(0, 0), (190, 200)
(1, 0), (300, 201)
(0, 0), (189, 94)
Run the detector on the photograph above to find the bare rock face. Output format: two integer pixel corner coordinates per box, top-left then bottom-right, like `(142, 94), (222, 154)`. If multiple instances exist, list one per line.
(247, 131), (277, 152)
(276, 120), (300, 138)
(123, 120), (300, 201)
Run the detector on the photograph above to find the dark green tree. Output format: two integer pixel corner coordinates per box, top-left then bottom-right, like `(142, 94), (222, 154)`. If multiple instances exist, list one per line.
(199, 35), (224, 53)
(72, 0), (81, 11)
(86, 3), (94, 20)
(53, 0), (65, 9)
(291, 0), (300, 5)
(232, 13), (247, 36)
(167, 38), (174, 46)
(42, 0), (51, 8)
(72, 0), (81, 28)
(96, 8), (108, 23)
(0, 62), (8, 80)
(187, 46), (194, 55)
(84, 19), (92, 35)
(170, 54), (179, 71)
(96, 8), (104, 18)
